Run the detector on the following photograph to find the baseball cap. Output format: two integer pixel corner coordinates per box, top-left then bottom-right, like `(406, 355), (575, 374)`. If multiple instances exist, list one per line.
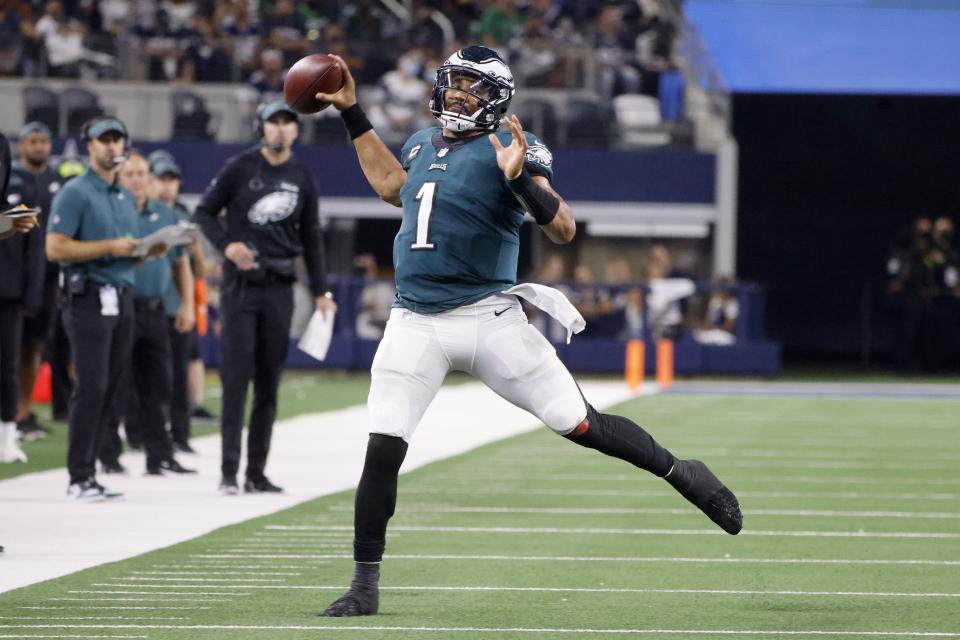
(258, 100), (299, 123)
(84, 117), (128, 141)
(18, 121), (53, 140)
(151, 159), (181, 178)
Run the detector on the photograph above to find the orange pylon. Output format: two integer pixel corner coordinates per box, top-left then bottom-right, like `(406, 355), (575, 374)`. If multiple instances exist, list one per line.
(625, 339), (644, 391)
(656, 338), (674, 390)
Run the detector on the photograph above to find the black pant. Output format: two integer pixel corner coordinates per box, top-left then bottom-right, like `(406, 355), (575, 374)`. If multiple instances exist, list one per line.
(0, 301), (24, 423)
(64, 284), (134, 483)
(47, 304), (73, 420)
(127, 300), (174, 467)
(219, 277), (293, 480)
(98, 366), (132, 466)
(168, 320), (192, 445)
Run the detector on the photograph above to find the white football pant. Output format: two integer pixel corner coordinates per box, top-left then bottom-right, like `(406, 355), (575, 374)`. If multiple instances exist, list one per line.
(368, 293), (587, 442)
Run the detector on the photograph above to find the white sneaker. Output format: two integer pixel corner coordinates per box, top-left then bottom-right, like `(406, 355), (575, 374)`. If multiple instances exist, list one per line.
(0, 421), (27, 463)
(67, 479), (124, 502)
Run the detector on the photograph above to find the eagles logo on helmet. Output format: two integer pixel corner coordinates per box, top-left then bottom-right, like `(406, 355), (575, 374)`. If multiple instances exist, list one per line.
(429, 45), (515, 133)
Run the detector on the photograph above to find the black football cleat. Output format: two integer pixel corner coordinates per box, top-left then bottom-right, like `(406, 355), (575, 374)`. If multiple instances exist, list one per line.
(666, 459), (742, 535)
(321, 586), (379, 617)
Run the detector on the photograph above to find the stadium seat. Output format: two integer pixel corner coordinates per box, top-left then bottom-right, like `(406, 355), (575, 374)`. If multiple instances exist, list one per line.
(171, 91), (216, 141)
(61, 87), (104, 138)
(513, 99), (559, 147)
(564, 98), (613, 148)
(657, 70), (685, 121)
(612, 94), (671, 147)
(23, 86), (61, 136)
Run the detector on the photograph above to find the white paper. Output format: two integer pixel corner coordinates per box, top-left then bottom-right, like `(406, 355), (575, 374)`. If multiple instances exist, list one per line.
(298, 310), (335, 361)
(133, 221), (198, 258)
(1, 206), (41, 218)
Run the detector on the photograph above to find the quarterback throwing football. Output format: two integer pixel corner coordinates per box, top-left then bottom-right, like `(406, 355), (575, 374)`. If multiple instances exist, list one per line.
(316, 45), (742, 617)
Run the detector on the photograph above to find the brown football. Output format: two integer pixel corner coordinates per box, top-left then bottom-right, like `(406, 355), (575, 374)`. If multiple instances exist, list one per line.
(284, 54), (344, 114)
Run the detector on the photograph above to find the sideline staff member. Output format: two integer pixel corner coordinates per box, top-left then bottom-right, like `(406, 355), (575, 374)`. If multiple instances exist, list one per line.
(196, 100), (336, 496)
(46, 117), (145, 501)
(14, 122), (64, 441)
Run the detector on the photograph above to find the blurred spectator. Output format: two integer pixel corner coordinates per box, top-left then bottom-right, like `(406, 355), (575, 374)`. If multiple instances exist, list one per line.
(132, 3), (184, 80)
(633, 0), (678, 96)
(886, 216), (938, 372)
(509, 11), (560, 87)
(929, 216), (959, 370)
(368, 50), (432, 146)
(477, 0), (523, 51)
(321, 22), (367, 82)
(592, 3), (641, 98)
(693, 277), (739, 346)
(214, 0), (259, 78)
(179, 12), (233, 82)
(354, 254), (394, 340)
(261, 0), (309, 68)
(643, 243), (694, 339)
(35, 0), (87, 78)
(241, 48), (285, 121)
(408, 1), (448, 58)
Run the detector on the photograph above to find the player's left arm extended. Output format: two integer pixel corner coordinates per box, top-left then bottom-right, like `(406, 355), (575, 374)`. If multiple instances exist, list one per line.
(531, 175), (576, 245)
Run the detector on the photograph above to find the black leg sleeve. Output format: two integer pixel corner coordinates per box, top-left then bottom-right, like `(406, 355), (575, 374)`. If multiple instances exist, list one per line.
(564, 402), (675, 478)
(353, 433), (408, 563)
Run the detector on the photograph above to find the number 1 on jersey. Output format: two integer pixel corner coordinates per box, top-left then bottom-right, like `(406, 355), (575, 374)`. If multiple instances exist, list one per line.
(411, 181), (437, 250)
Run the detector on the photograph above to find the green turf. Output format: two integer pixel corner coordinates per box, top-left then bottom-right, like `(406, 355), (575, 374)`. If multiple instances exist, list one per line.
(2, 392), (958, 638)
(0, 370), (372, 481)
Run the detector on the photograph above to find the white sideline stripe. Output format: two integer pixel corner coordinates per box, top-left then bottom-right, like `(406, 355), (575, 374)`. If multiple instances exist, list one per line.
(0, 380), (641, 593)
(681, 448), (960, 462)
(331, 505), (960, 519)
(265, 525), (960, 539)
(399, 487), (960, 501)
(89, 583), (960, 598)
(132, 571), (301, 576)
(2, 625), (960, 637)
(114, 577), (283, 583)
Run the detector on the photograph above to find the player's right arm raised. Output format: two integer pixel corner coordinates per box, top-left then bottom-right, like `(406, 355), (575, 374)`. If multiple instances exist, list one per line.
(316, 55), (406, 207)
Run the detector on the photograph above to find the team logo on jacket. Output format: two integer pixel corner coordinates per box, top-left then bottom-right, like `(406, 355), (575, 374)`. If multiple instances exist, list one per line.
(525, 142), (553, 167)
(408, 144), (422, 160)
(248, 187), (300, 225)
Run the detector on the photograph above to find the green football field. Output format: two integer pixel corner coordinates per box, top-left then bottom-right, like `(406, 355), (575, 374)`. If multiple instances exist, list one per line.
(1, 379), (959, 638)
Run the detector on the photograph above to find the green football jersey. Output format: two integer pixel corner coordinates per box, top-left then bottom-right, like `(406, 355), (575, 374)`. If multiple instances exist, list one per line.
(394, 127), (554, 314)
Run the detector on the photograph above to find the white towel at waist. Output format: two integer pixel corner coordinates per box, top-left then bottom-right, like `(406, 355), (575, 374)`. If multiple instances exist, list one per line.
(503, 283), (586, 344)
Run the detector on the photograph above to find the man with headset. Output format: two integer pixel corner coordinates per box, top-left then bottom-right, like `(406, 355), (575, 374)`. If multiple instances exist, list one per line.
(196, 100), (336, 495)
(46, 117), (163, 500)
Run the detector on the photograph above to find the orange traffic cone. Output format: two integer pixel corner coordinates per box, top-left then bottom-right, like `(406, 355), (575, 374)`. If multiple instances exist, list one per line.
(32, 362), (52, 404)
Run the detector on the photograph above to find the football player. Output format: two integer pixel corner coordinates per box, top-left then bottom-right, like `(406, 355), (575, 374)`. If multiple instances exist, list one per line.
(316, 46), (743, 617)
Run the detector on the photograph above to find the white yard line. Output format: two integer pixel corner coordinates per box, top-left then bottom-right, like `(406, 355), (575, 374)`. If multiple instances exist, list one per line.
(264, 524), (960, 539)
(0, 380), (644, 593)
(398, 487), (960, 501)
(375, 554), (960, 567)
(2, 625), (960, 637)
(87, 583), (960, 598)
(326, 505), (960, 519)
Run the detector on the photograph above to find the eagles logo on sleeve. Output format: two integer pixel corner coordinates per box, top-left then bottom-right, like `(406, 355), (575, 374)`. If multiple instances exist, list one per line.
(525, 142), (553, 169)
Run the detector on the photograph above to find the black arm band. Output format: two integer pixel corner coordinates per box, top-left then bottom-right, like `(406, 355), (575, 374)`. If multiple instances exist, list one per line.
(507, 170), (560, 226)
(341, 103), (373, 140)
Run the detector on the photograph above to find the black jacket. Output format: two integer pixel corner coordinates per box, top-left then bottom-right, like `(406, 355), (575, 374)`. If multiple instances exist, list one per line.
(0, 167), (44, 310)
(194, 147), (327, 295)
